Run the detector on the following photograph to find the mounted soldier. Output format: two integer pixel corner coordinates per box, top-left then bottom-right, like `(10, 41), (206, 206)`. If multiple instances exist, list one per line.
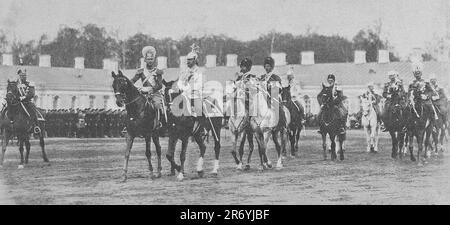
(258, 56), (287, 128)
(317, 74), (348, 134)
(11, 68), (45, 133)
(176, 45), (205, 129)
(361, 82), (382, 122)
(131, 46), (165, 130)
(428, 73), (448, 122)
(286, 68), (305, 120)
(235, 57), (256, 113)
(407, 64), (439, 121)
(381, 70), (406, 124)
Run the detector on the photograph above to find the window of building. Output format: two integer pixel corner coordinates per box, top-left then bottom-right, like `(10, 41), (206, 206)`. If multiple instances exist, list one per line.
(89, 95), (95, 108)
(52, 96), (59, 109)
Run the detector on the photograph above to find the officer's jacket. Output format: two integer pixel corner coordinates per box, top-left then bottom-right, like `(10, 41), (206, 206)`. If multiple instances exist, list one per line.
(383, 80), (405, 100)
(259, 72), (282, 98)
(177, 65), (204, 99)
(17, 79), (35, 102)
(131, 67), (163, 94)
(408, 79), (437, 103)
(431, 84), (448, 102)
(317, 84), (344, 107)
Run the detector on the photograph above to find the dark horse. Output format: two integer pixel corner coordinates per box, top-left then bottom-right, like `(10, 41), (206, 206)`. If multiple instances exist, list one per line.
(281, 86), (305, 157)
(162, 79), (223, 181)
(406, 86), (435, 164)
(0, 80), (49, 169)
(317, 84), (346, 161)
(382, 91), (408, 159)
(111, 71), (162, 182)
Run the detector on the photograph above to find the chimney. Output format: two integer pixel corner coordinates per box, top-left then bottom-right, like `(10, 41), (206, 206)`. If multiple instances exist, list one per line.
(270, 52), (287, 66)
(378, 50), (390, 63)
(301, 51), (315, 65)
(354, 50), (366, 64)
(179, 56), (187, 69)
(226, 54), (237, 67)
(157, 56), (167, 69)
(39, 55), (51, 67)
(2, 53), (13, 66)
(74, 57), (85, 69)
(205, 55), (217, 67)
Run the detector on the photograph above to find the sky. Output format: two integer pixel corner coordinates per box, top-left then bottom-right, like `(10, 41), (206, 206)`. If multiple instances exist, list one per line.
(0, 0), (448, 59)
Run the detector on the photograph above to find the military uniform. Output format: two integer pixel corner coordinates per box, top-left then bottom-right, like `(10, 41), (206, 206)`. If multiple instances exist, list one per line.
(361, 89), (382, 119)
(317, 74), (348, 133)
(430, 81), (448, 119)
(177, 64), (204, 117)
(408, 78), (438, 120)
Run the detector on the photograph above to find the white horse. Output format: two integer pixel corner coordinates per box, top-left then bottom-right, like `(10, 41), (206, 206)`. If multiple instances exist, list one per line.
(361, 96), (381, 152)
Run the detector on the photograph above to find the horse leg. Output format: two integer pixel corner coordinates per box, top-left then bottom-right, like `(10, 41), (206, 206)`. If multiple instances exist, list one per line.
(338, 133), (345, 160)
(24, 137), (31, 164)
(245, 131), (254, 170)
(330, 134), (337, 161)
(390, 131), (398, 159)
(194, 133), (207, 178)
(211, 121), (221, 175)
(231, 131), (243, 169)
(271, 130), (283, 170)
(295, 128), (301, 156)
(39, 132), (49, 163)
(364, 126), (371, 152)
(177, 137), (188, 181)
(144, 135), (154, 179)
(121, 133), (134, 182)
(262, 131), (272, 169)
(374, 122), (381, 152)
(18, 137), (24, 169)
(254, 131), (266, 172)
(0, 130), (10, 168)
(166, 136), (180, 176)
(321, 133), (327, 160)
(439, 127), (445, 152)
(152, 135), (162, 178)
(408, 133), (416, 162)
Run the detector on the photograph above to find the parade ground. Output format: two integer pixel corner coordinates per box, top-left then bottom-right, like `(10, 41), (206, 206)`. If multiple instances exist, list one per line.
(1, 129), (449, 205)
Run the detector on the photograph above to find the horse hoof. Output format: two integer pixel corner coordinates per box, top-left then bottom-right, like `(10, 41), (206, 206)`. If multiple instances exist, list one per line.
(155, 172), (162, 178)
(244, 165), (251, 171)
(18, 165), (24, 169)
(276, 164), (283, 170)
(411, 157), (416, 162)
(258, 166), (264, 172)
(266, 162), (273, 169)
(177, 173), (184, 181)
(236, 163), (243, 170)
(211, 170), (218, 176)
(197, 170), (204, 178)
(120, 177), (127, 183)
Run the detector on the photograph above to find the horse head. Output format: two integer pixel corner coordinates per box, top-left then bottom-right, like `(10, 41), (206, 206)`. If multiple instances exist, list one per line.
(112, 70), (138, 107)
(281, 86), (292, 103)
(319, 83), (333, 109)
(6, 79), (20, 106)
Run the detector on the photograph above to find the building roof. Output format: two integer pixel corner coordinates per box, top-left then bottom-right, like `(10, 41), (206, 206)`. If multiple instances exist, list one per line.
(1, 61), (449, 92)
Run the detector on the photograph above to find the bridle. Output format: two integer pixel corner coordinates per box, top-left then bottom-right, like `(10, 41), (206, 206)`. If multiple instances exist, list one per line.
(114, 91), (141, 106)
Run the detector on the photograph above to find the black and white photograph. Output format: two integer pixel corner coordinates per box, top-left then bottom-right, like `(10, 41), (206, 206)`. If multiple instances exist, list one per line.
(0, 0), (450, 209)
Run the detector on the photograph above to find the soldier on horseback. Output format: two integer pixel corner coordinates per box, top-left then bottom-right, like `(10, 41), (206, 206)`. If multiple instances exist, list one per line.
(235, 57), (256, 113)
(407, 64), (439, 121)
(14, 69), (44, 133)
(381, 70), (406, 125)
(317, 74), (348, 134)
(362, 82), (382, 122)
(258, 56), (287, 127)
(286, 68), (305, 118)
(131, 46), (165, 130)
(176, 45), (204, 129)
(428, 73), (448, 122)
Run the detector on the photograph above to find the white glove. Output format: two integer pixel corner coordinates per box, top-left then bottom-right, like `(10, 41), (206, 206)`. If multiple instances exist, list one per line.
(387, 94), (392, 98)
(20, 96), (26, 101)
(421, 94), (427, 100)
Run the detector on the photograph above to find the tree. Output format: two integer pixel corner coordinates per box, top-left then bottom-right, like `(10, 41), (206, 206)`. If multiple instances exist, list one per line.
(40, 27), (82, 67)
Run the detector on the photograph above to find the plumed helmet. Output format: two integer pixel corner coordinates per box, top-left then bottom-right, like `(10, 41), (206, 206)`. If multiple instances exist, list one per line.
(142, 46), (156, 58)
(239, 57), (252, 69)
(327, 74), (335, 81)
(187, 52), (198, 60)
(263, 57), (275, 67)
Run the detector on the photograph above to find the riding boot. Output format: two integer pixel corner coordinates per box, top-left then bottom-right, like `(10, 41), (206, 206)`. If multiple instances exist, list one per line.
(154, 110), (162, 130)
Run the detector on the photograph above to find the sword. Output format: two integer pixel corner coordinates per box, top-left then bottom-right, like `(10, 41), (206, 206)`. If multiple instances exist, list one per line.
(202, 101), (219, 142)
